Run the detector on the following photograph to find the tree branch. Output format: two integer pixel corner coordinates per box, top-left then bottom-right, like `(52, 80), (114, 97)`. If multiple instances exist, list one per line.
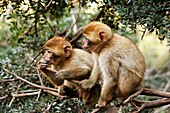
(64, 1), (81, 39)
(2, 68), (58, 92)
(70, 9), (104, 44)
(133, 98), (170, 113)
(121, 88), (170, 113)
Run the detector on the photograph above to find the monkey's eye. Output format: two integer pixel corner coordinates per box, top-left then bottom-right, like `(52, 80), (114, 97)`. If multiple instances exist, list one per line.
(47, 49), (52, 54)
(87, 39), (94, 45)
(53, 54), (60, 58)
(85, 38), (93, 45)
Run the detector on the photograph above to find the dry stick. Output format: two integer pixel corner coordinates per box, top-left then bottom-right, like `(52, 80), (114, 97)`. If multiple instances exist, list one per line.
(141, 88), (170, 98)
(2, 68), (58, 92)
(133, 98), (170, 113)
(163, 80), (170, 91)
(11, 92), (40, 97)
(123, 88), (170, 105)
(18, 89), (39, 93)
(70, 31), (83, 44)
(45, 0), (53, 9)
(64, 1), (81, 39)
(141, 28), (146, 40)
(121, 88), (170, 112)
(0, 95), (8, 100)
(91, 9), (105, 21)
(123, 88), (144, 105)
(30, 49), (43, 64)
(0, 78), (17, 82)
(43, 91), (69, 113)
(43, 100), (58, 113)
(69, 9), (104, 44)
(9, 83), (22, 108)
(36, 68), (44, 101)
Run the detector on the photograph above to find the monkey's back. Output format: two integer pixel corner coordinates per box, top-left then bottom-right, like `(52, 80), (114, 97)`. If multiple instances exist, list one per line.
(69, 49), (94, 69)
(99, 33), (146, 97)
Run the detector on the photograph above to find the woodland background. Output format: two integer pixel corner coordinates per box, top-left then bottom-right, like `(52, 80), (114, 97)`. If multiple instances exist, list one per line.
(0, 0), (170, 113)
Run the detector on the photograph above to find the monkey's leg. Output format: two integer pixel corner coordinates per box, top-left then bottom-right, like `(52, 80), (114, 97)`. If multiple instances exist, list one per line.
(96, 80), (116, 108)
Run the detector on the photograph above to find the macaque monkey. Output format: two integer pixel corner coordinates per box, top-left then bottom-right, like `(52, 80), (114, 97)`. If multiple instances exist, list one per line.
(38, 36), (95, 101)
(80, 21), (146, 108)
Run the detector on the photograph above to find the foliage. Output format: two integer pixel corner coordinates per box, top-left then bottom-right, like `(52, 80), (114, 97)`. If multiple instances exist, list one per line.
(0, 0), (169, 112)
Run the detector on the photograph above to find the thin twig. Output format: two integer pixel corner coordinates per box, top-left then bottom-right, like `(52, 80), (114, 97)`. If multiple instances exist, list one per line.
(0, 78), (17, 82)
(0, 95), (8, 100)
(45, 0), (53, 9)
(34, 0), (41, 37)
(30, 49), (43, 64)
(36, 68), (44, 101)
(70, 31), (83, 44)
(2, 68), (58, 92)
(91, 9), (105, 21)
(133, 98), (170, 113)
(141, 88), (170, 98)
(121, 88), (170, 112)
(43, 90), (68, 98)
(69, 8), (104, 44)
(64, 1), (81, 39)
(9, 83), (22, 108)
(42, 14), (55, 34)
(141, 28), (146, 40)
(123, 88), (144, 105)
(11, 91), (40, 97)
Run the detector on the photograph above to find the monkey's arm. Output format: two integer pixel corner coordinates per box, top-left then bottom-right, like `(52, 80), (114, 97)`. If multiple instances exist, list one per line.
(55, 67), (91, 81)
(38, 67), (65, 86)
(80, 60), (100, 90)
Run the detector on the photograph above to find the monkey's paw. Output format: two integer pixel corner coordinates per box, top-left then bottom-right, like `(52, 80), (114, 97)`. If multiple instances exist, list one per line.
(95, 103), (106, 109)
(38, 63), (48, 69)
(80, 79), (95, 90)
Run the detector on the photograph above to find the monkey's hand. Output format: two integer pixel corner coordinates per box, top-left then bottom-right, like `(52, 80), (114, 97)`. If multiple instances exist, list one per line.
(38, 62), (48, 69)
(55, 72), (65, 85)
(80, 79), (95, 90)
(38, 59), (49, 69)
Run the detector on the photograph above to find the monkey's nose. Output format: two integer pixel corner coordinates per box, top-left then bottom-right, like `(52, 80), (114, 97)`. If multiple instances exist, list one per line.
(82, 45), (89, 50)
(38, 61), (42, 64)
(38, 59), (48, 64)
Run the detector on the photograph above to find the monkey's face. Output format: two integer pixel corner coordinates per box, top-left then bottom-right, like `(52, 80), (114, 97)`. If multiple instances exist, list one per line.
(82, 32), (108, 53)
(38, 49), (55, 68)
(40, 36), (73, 67)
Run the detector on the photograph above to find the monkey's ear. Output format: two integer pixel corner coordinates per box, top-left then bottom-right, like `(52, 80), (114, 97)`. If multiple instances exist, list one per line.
(98, 31), (107, 42)
(64, 45), (72, 57)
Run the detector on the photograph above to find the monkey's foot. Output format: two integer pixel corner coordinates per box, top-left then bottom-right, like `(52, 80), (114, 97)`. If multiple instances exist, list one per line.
(80, 79), (95, 90)
(59, 85), (78, 97)
(92, 104), (116, 113)
(95, 103), (106, 109)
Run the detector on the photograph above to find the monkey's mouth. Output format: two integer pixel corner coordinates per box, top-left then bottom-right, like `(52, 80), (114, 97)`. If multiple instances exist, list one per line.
(82, 46), (91, 52)
(82, 44), (91, 49)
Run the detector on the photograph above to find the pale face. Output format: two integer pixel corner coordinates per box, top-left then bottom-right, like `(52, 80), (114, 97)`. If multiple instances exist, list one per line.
(82, 33), (106, 53)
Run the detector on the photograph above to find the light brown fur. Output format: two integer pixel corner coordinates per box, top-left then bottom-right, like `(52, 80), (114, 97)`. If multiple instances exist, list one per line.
(38, 36), (95, 102)
(80, 21), (146, 108)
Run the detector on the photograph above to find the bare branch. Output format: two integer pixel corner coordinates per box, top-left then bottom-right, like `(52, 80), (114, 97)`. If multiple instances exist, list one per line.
(2, 68), (58, 92)
(64, 1), (81, 39)
(141, 28), (146, 40)
(141, 88), (170, 98)
(133, 98), (170, 113)
(70, 31), (83, 44)
(0, 95), (8, 100)
(70, 8), (104, 44)
(9, 83), (22, 108)
(11, 92), (40, 97)
(29, 49), (43, 64)
(123, 88), (144, 105)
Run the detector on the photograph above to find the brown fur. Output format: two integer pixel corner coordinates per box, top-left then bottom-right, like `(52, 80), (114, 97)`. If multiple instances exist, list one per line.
(38, 36), (96, 103)
(80, 21), (146, 108)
